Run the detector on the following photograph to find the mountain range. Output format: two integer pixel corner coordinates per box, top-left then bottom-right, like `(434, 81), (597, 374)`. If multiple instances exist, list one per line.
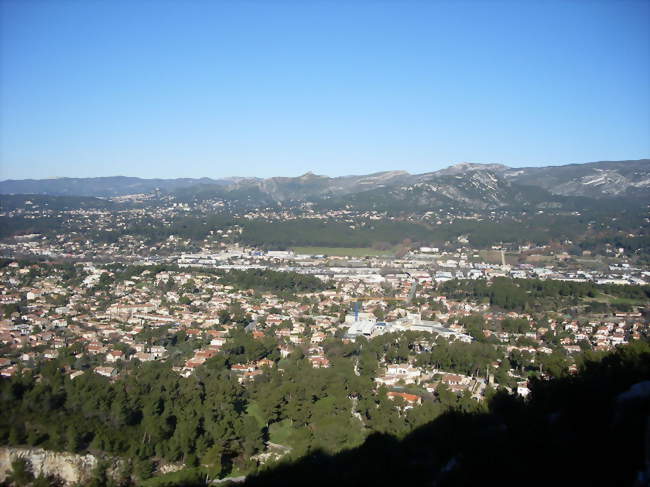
(1, 159), (648, 211)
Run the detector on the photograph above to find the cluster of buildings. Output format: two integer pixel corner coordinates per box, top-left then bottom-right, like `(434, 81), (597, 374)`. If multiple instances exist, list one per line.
(0, 254), (646, 411)
(2, 198), (647, 288)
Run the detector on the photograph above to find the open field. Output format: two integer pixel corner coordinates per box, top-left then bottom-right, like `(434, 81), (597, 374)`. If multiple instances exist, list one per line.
(292, 246), (394, 257)
(246, 402), (265, 428)
(593, 294), (649, 306)
(477, 249), (519, 265)
(269, 418), (293, 445)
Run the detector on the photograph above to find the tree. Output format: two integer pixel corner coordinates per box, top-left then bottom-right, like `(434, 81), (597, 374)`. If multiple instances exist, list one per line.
(66, 425), (83, 452)
(6, 458), (34, 486)
(134, 458), (155, 481)
(436, 383), (457, 408)
(494, 359), (515, 387)
(202, 444), (224, 477)
(240, 416), (264, 457)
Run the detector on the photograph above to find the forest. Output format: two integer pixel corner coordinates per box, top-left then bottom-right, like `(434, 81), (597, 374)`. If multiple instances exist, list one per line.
(1, 199), (648, 262)
(215, 269), (327, 294)
(1, 339), (647, 486)
(439, 277), (650, 311)
(0, 329), (511, 485)
(241, 340), (650, 487)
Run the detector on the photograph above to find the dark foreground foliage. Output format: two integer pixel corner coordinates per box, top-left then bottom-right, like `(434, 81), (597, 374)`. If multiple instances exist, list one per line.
(1, 341), (648, 486)
(243, 341), (650, 487)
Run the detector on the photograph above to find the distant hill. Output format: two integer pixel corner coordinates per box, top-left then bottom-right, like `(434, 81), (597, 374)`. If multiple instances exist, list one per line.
(0, 194), (115, 211)
(1, 160), (648, 211)
(503, 159), (650, 199)
(0, 176), (231, 197)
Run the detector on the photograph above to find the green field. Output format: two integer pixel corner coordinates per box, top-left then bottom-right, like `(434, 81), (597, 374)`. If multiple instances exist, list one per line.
(594, 294), (648, 306)
(246, 402), (266, 428)
(292, 246), (394, 257)
(477, 249), (519, 265)
(269, 418), (293, 445)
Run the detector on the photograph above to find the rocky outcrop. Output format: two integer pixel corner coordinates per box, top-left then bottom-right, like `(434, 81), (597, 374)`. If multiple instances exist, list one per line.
(0, 447), (119, 485)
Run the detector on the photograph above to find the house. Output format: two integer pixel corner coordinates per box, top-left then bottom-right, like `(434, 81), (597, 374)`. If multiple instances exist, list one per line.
(87, 342), (105, 354)
(239, 369), (264, 383)
(441, 374), (465, 386)
(106, 350), (124, 363)
(231, 363), (256, 373)
(195, 349), (219, 360)
(387, 391), (422, 408)
(134, 352), (155, 362)
(516, 381), (530, 397)
(150, 346), (167, 358)
(311, 332), (326, 343)
(375, 375), (402, 387)
(94, 366), (117, 378)
(308, 356), (330, 368)
(386, 364), (421, 380)
(255, 358), (274, 368)
(1, 366), (18, 378)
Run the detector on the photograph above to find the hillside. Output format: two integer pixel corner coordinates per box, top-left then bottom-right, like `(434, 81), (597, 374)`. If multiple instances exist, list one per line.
(1, 160), (648, 212)
(0, 176), (230, 198)
(242, 341), (650, 487)
(504, 159), (650, 199)
(0, 194), (115, 211)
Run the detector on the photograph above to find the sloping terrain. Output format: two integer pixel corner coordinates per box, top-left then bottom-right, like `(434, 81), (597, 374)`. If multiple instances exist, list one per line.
(0, 176), (230, 197)
(1, 160), (648, 211)
(503, 159), (650, 199)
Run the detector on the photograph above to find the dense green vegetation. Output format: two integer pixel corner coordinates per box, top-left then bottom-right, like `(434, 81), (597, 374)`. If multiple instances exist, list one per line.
(0, 328), (505, 484)
(0, 335), (432, 482)
(0, 360), (261, 481)
(236, 208), (648, 253)
(91, 215), (237, 245)
(216, 269), (327, 294)
(0, 216), (68, 239)
(239, 219), (435, 249)
(93, 264), (326, 296)
(439, 277), (650, 311)
(1, 330), (648, 486)
(242, 340), (650, 487)
(1, 195), (647, 261)
(0, 194), (115, 212)
(0, 212), (237, 244)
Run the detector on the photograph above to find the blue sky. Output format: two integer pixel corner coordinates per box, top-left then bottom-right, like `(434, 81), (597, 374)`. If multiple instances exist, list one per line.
(1, 0), (648, 180)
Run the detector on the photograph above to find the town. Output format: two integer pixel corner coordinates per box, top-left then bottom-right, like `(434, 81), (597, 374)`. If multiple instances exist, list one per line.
(1, 186), (649, 485)
(1, 246), (647, 406)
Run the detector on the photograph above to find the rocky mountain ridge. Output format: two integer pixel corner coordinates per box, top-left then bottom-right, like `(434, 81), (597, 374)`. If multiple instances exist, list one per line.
(1, 160), (648, 211)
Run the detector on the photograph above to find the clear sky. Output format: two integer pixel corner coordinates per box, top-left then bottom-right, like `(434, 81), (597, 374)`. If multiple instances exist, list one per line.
(1, 0), (649, 180)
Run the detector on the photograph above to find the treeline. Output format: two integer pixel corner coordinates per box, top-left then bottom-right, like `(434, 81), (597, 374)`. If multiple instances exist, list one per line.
(578, 234), (650, 259)
(0, 213), (237, 244)
(2, 202), (646, 259)
(0, 216), (69, 239)
(439, 277), (650, 311)
(238, 219), (436, 249)
(0, 194), (115, 212)
(237, 214), (647, 252)
(91, 214), (237, 245)
(216, 269), (327, 293)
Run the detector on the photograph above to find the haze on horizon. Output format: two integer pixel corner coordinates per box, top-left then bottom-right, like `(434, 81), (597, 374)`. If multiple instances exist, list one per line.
(1, 0), (649, 181)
